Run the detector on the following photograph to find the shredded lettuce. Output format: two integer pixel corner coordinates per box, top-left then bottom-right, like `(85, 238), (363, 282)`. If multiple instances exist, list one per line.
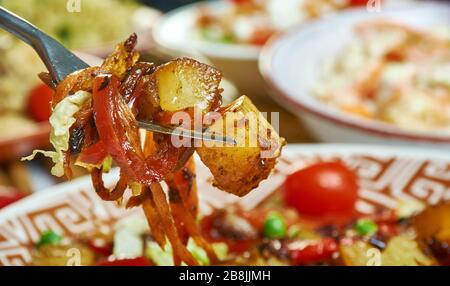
(22, 91), (92, 177)
(145, 239), (228, 266)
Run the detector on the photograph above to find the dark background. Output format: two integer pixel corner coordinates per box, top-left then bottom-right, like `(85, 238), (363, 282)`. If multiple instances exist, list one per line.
(141, 0), (198, 12)
(142, 0), (450, 12)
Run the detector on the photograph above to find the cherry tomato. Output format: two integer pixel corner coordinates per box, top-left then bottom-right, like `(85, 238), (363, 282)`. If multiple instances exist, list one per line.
(289, 238), (338, 265)
(0, 187), (26, 209)
(27, 83), (54, 122)
(96, 256), (152, 266)
(283, 162), (358, 216)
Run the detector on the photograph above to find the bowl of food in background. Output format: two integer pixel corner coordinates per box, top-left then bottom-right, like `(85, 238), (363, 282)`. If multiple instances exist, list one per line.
(0, 144), (449, 266)
(153, 0), (408, 96)
(260, 1), (450, 148)
(0, 0), (160, 168)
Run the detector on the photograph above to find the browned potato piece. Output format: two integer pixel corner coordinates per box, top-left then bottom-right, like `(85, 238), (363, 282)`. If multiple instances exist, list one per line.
(31, 242), (95, 266)
(149, 57), (222, 112)
(196, 96), (285, 196)
(382, 236), (435, 266)
(340, 235), (435, 266)
(413, 202), (450, 244)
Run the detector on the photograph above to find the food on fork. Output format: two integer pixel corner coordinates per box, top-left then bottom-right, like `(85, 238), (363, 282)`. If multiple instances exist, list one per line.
(23, 34), (285, 265)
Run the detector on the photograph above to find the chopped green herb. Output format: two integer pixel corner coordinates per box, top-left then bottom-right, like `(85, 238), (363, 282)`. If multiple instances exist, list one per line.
(36, 230), (63, 248)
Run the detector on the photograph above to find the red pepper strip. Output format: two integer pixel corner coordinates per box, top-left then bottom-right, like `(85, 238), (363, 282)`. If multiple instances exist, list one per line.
(96, 256), (152, 266)
(289, 238), (338, 265)
(92, 74), (162, 185)
(77, 141), (108, 167)
(86, 240), (113, 257)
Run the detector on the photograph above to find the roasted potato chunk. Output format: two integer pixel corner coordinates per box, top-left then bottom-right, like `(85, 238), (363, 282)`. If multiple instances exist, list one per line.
(196, 96), (285, 196)
(340, 235), (435, 266)
(31, 243), (95, 266)
(413, 202), (450, 244)
(149, 58), (222, 112)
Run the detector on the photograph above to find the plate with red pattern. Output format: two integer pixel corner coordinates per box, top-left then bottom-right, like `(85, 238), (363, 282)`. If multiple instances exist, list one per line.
(0, 144), (449, 266)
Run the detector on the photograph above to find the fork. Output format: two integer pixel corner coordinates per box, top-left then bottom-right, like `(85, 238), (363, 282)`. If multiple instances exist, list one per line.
(0, 7), (235, 145)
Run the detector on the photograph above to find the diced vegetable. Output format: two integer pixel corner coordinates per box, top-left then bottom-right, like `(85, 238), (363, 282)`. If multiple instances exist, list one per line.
(36, 230), (63, 248)
(382, 236), (435, 266)
(396, 198), (425, 219)
(197, 96), (285, 196)
(96, 257), (152, 266)
(263, 212), (287, 239)
(101, 156), (112, 173)
(413, 202), (450, 244)
(27, 83), (54, 122)
(145, 238), (227, 266)
(289, 238), (338, 265)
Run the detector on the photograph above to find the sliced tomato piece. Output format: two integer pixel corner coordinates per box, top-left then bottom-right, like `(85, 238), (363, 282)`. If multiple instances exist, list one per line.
(283, 161), (358, 217)
(76, 141), (108, 167)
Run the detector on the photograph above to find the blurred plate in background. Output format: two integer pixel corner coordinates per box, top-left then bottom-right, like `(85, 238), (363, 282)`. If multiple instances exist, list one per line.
(260, 1), (450, 148)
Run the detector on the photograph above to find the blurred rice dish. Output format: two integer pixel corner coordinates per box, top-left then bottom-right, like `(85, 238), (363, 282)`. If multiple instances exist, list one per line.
(0, 0), (147, 137)
(312, 21), (450, 134)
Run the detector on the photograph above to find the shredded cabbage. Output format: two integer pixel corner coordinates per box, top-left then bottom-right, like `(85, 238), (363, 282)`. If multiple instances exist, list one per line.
(145, 239), (228, 266)
(22, 91), (92, 177)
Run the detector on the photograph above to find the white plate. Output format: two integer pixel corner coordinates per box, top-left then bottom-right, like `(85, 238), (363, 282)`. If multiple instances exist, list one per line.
(260, 1), (450, 148)
(1, 143), (449, 265)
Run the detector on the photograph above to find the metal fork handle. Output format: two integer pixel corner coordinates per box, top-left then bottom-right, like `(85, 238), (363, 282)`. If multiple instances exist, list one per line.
(0, 6), (44, 46)
(0, 7), (88, 83)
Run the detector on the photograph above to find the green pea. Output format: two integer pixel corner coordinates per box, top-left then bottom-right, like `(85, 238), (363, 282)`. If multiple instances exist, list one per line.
(354, 219), (378, 236)
(263, 212), (287, 239)
(36, 230), (63, 248)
